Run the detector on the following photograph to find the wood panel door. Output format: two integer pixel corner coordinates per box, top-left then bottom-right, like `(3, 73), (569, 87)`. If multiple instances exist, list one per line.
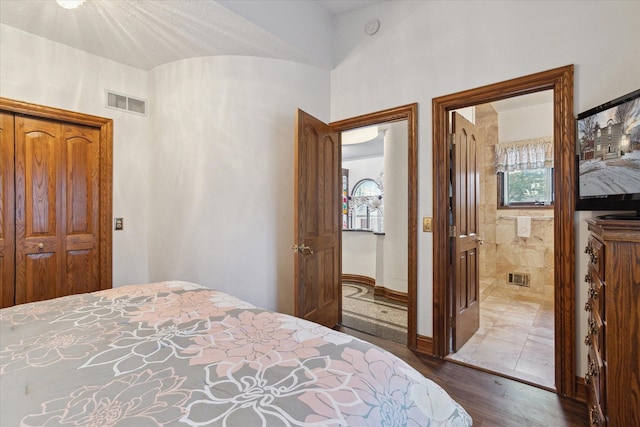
(451, 112), (480, 351)
(14, 116), (101, 304)
(0, 112), (15, 308)
(294, 109), (341, 328)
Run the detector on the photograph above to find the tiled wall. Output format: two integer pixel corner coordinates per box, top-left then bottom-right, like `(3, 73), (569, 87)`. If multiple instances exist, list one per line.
(476, 104), (554, 296)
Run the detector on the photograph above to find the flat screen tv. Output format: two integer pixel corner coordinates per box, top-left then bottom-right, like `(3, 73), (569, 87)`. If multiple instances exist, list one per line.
(576, 88), (640, 217)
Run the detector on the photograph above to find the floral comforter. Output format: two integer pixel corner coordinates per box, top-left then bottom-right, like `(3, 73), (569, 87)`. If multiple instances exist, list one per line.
(0, 281), (471, 426)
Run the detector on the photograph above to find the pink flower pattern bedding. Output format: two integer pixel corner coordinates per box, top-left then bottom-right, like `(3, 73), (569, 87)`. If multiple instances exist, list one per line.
(0, 281), (471, 426)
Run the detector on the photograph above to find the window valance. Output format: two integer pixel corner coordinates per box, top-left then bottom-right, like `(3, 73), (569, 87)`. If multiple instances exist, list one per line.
(495, 137), (553, 173)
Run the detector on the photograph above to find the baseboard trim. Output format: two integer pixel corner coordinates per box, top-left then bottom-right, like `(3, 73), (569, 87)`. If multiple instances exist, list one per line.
(574, 376), (587, 403)
(373, 286), (408, 304)
(343, 274), (408, 304)
(342, 274), (375, 288)
(415, 334), (433, 355)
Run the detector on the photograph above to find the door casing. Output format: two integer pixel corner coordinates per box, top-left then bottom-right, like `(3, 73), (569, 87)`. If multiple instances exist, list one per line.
(432, 66), (576, 397)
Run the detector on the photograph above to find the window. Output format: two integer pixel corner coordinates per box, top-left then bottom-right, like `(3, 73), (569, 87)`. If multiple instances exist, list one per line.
(499, 167), (554, 207)
(350, 179), (383, 231)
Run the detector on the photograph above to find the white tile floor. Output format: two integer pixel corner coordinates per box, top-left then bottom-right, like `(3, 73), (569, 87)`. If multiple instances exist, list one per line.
(447, 283), (555, 389)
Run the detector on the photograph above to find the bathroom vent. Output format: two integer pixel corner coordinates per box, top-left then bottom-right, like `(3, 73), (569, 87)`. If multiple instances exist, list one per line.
(508, 272), (530, 287)
(106, 90), (147, 116)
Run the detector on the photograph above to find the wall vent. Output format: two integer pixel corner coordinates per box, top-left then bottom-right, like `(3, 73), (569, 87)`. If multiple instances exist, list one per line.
(508, 272), (530, 287)
(106, 90), (147, 116)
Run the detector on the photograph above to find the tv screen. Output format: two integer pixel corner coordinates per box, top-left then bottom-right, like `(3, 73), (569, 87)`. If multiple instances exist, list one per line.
(576, 88), (640, 212)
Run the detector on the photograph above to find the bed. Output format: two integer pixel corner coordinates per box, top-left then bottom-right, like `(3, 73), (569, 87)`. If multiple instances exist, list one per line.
(0, 281), (471, 426)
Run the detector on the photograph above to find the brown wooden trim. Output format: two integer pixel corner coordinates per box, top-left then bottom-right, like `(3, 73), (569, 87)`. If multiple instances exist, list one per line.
(1, 97), (113, 293)
(342, 273), (376, 288)
(0, 98), (112, 128)
(373, 286), (408, 304)
(574, 376), (588, 404)
(415, 334), (433, 355)
(343, 274), (409, 303)
(432, 66), (575, 398)
(332, 103), (418, 351)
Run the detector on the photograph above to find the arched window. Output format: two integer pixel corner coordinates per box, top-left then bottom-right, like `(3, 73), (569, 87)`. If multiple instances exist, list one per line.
(350, 178), (383, 231)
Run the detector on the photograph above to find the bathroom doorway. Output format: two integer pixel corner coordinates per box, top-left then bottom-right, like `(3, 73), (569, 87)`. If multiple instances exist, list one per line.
(444, 94), (556, 389)
(431, 65), (576, 398)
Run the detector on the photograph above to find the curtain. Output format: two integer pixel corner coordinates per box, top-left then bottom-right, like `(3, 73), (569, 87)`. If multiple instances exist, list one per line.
(495, 137), (553, 173)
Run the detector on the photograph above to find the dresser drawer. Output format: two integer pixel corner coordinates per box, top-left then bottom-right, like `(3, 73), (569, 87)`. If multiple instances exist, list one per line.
(585, 236), (605, 278)
(587, 345), (606, 407)
(586, 266), (605, 319)
(588, 309), (605, 357)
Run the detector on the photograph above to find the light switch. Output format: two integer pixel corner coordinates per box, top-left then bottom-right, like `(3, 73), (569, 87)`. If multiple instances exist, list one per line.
(423, 217), (432, 232)
(114, 218), (123, 231)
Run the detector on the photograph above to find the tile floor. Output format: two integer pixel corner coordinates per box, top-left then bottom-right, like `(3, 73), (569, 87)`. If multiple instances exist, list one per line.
(341, 283), (408, 345)
(446, 281), (555, 389)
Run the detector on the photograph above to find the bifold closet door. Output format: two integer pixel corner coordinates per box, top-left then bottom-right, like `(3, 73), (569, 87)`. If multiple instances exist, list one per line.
(14, 116), (101, 304)
(0, 112), (15, 308)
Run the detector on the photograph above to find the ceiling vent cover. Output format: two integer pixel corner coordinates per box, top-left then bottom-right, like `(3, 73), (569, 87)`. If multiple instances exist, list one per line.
(106, 90), (147, 115)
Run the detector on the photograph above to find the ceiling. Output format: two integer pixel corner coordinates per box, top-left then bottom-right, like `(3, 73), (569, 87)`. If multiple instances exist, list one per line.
(0, 0), (385, 71)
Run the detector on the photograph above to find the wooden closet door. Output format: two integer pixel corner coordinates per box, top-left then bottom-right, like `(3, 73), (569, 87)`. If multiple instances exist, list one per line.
(14, 116), (101, 304)
(0, 112), (15, 308)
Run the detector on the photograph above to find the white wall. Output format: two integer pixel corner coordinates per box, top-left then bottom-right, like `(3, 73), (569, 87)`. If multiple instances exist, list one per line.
(147, 56), (329, 313)
(330, 0), (640, 374)
(342, 157), (384, 190)
(0, 24), (150, 287)
(499, 103), (553, 142)
(0, 25), (331, 315)
(342, 231), (378, 278)
(382, 122), (408, 293)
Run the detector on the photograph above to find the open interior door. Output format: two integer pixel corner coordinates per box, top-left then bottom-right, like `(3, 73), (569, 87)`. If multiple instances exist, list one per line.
(451, 112), (481, 351)
(293, 109), (341, 328)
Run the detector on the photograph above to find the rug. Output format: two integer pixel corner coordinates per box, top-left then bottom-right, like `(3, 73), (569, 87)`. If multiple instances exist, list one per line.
(342, 283), (408, 345)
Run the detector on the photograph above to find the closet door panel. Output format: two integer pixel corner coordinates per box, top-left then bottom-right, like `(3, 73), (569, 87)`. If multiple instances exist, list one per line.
(15, 116), (63, 304)
(65, 124), (100, 295)
(0, 112), (15, 308)
(24, 252), (58, 302)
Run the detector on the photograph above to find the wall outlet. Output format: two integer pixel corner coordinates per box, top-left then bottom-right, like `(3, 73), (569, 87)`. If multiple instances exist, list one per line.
(114, 218), (123, 230)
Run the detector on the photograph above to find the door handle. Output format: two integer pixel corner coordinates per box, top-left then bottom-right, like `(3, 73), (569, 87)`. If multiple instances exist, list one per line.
(290, 244), (314, 254)
(473, 237), (484, 245)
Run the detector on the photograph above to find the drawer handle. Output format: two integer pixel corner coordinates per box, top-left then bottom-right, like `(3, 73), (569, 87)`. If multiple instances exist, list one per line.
(584, 301), (592, 312)
(588, 286), (598, 299)
(588, 360), (598, 377)
(585, 372), (592, 385)
(585, 273), (592, 284)
(589, 320), (598, 336)
(589, 406), (600, 425)
(584, 335), (592, 347)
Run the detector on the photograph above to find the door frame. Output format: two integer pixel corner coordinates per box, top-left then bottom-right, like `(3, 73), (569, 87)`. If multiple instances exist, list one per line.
(331, 103), (418, 350)
(431, 66), (576, 397)
(0, 97), (114, 296)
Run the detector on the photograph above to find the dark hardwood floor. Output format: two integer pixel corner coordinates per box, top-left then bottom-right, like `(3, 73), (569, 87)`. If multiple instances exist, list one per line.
(338, 326), (587, 427)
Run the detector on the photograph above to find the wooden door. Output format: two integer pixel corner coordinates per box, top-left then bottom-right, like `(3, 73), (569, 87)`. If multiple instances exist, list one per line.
(294, 109), (341, 328)
(451, 112), (480, 351)
(14, 116), (101, 304)
(0, 112), (15, 308)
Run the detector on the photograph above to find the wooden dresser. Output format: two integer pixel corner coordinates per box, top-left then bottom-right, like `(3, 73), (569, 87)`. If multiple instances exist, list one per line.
(584, 217), (640, 426)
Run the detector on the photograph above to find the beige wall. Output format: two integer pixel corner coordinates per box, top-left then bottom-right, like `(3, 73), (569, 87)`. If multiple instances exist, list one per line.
(477, 104), (554, 296)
